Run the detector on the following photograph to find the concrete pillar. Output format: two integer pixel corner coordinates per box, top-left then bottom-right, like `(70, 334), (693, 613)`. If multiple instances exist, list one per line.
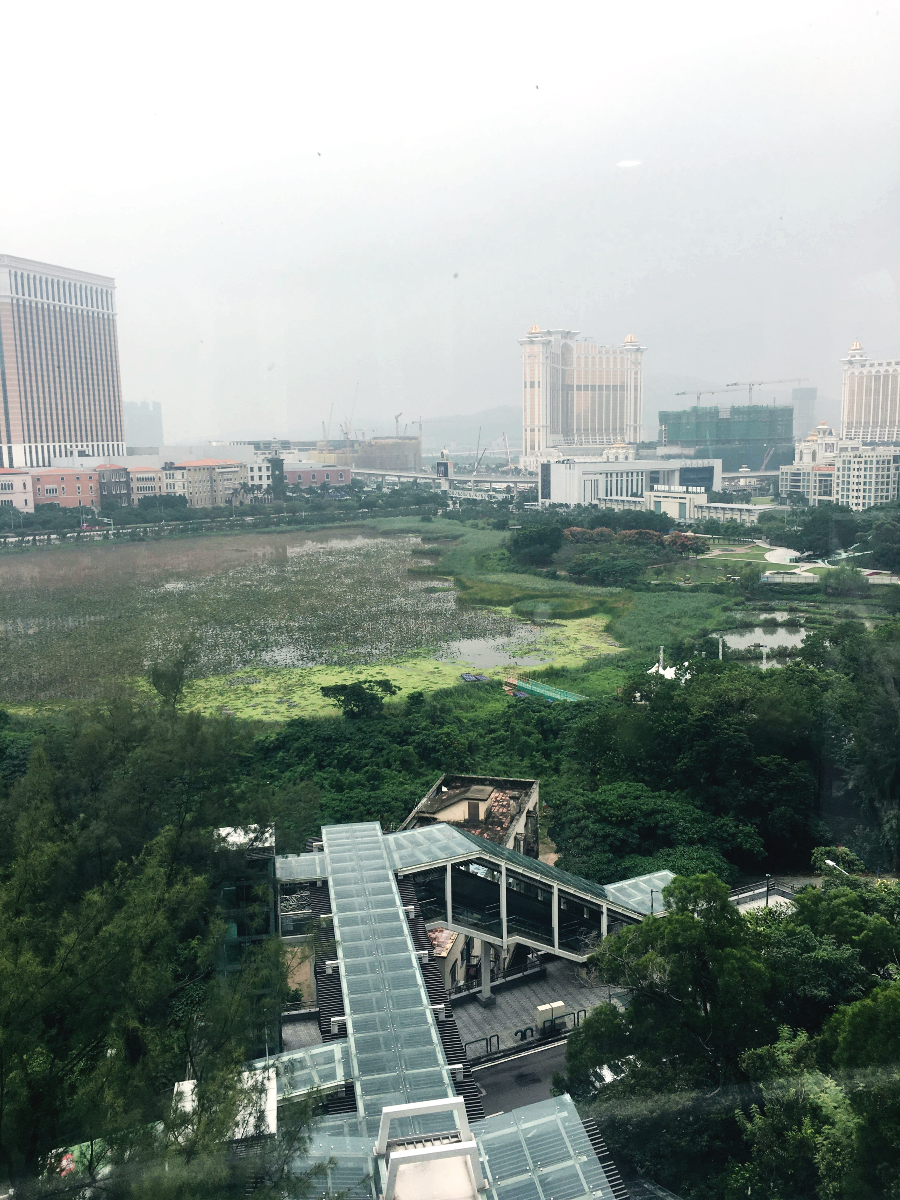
(552, 883), (559, 951)
(445, 862), (453, 926)
(601, 903), (608, 940)
(476, 939), (495, 1006)
(500, 864), (507, 949)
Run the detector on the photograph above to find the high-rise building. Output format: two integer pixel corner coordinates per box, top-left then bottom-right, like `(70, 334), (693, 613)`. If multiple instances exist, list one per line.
(0, 254), (125, 468)
(792, 386), (818, 438)
(124, 399), (164, 448)
(841, 341), (900, 443)
(779, 421), (900, 511)
(519, 326), (644, 467)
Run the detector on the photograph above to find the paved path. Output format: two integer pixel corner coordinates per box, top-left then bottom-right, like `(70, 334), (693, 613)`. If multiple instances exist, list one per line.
(452, 957), (619, 1056)
(764, 546), (801, 564)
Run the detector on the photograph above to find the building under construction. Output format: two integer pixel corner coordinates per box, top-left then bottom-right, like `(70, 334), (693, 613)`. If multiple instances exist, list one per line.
(657, 404), (794, 471)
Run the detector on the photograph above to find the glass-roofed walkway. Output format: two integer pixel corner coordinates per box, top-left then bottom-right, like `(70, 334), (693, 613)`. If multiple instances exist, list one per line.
(264, 821), (643, 1200)
(279, 822), (673, 963)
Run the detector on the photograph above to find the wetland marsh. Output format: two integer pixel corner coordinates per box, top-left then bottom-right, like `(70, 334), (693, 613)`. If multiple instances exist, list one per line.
(0, 523), (618, 716)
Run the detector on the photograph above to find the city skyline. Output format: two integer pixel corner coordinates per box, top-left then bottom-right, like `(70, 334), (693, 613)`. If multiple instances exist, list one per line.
(0, 1), (895, 443)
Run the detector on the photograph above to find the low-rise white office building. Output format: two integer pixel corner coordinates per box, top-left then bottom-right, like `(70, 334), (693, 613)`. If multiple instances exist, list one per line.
(539, 455), (722, 507)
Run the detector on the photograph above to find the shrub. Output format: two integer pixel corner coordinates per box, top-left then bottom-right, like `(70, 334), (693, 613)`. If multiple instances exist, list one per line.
(811, 845), (867, 874)
(617, 528), (665, 547)
(564, 527), (615, 544)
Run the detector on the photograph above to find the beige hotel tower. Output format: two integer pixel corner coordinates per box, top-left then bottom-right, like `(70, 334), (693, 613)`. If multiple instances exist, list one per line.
(0, 254), (125, 468)
(519, 325), (644, 469)
(840, 340), (900, 444)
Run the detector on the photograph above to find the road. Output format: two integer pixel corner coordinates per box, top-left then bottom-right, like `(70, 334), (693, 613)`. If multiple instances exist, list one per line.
(472, 1040), (568, 1116)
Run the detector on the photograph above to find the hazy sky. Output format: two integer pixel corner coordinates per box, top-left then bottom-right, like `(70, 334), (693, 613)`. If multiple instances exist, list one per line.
(3, 0), (898, 441)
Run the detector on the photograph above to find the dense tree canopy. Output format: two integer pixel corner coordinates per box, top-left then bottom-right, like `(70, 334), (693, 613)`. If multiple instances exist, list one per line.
(558, 872), (900, 1199)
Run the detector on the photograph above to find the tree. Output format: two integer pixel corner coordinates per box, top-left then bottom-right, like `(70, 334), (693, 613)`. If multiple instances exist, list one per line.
(320, 677), (400, 718)
(507, 522), (564, 565)
(770, 505), (859, 559)
(149, 637), (201, 708)
(862, 510), (900, 573)
(664, 532), (710, 555)
(820, 980), (900, 1197)
(823, 564), (869, 598)
(566, 553), (647, 586)
(548, 781), (761, 883)
(568, 664), (827, 869)
(723, 1029), (859, 1200)
(810, 845), (867, 874)
(557, 874), (773, 1192)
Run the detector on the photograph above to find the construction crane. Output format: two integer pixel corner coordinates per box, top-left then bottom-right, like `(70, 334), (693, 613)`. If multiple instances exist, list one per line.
(394, 412), (403, 437)
(725, 377), (808, 404)
(674, 387), (742, 402)
(320, 403), (334, 445)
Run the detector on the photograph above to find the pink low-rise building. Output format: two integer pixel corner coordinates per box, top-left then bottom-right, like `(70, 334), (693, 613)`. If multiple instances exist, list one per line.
(0, 468), (34, 512)
(33, 469), (97, 507)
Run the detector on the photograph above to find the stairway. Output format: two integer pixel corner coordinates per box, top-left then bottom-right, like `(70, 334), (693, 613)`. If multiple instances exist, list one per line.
(581, 1116), (630, 1200)
(396, 878), (486, 1124)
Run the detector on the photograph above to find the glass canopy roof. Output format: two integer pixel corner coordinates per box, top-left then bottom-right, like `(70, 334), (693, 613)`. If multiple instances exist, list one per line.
(603, 870), (675, 916)
(276, 824), (674, 917)
(321, 823), (457, 1140)
(384, 825), (663, 915)
(277, 851), (327, 881)
(248, 1041), (351, 1100)
(306, 1096), (619, 1200)
(269, 823), (627, 1198)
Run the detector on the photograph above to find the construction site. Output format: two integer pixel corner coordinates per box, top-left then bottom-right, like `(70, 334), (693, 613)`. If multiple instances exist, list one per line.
(656, 379), (812, 472)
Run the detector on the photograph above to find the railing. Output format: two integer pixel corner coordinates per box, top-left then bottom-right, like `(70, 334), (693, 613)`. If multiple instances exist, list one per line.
(729, 878), (800, 899)
(513, 1009), (588, 1043)
(447, 954), (544, 999)
(464, 1034), (500, 1059)
(505, 676), (587, 703)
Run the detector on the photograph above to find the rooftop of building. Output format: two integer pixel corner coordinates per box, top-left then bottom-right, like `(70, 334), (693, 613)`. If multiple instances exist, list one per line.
(0, 253), (116, 286)
(402, 774), (539, 847)
(172, 458), (243, 467)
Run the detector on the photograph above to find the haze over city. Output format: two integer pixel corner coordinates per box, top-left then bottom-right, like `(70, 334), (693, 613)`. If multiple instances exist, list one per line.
(1, 0), (897, 441)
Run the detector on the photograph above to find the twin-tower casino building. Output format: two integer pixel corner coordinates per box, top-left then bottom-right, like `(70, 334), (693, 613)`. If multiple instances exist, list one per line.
(519, 325), (644, 470)
(0, 254), (125, 468)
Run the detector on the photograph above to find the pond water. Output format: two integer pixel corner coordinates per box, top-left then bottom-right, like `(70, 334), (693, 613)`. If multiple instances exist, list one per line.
(722, 626), (807, 652)
(437, 629), (551, 668)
